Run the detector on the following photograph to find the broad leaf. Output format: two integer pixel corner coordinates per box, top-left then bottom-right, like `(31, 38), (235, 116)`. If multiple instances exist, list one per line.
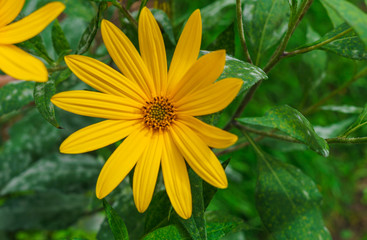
(205, 211), (247, 240)
(256, 155), (331, 239)
(0, 191), (89, 230)
(243, 0), (289, 66)
(320, 1), (344, 27)
(52, 19), (71, 56)
(34, 76), (59, 128)
(0, 81), (34, 116)
(237, 105), (329, 157)
(103, 199), (129, 240)
(143, 225), (184, 240)
(1, 154), (101, 195)
(144, 191), (171, 234)
(320, 0), (367, 47)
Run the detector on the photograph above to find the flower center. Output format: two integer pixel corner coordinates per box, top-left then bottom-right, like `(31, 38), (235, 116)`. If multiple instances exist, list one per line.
(142, 96), (175, 130)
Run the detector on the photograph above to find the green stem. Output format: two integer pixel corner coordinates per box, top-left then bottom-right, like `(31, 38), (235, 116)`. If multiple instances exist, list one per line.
(283, 28), (353, 58)
(137, 0), (149, 20)
(236, 0), (253, 64)
(303, 66), (367, 115)
(263, 0), (313, 73)
(241, 129), (266, 159)
(113, 1), (138, 30)
(47, 65), (67, 73)
(326, 137), (367, 144)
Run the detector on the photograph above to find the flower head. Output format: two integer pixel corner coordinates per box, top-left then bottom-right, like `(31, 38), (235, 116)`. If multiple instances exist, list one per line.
(0, 1), (65, 82)
(51, 7), (242, 219)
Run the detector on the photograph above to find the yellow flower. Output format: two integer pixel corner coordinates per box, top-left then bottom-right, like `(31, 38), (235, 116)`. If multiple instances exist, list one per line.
(51, 7), (242, 219)
(0, 1), (65, 82)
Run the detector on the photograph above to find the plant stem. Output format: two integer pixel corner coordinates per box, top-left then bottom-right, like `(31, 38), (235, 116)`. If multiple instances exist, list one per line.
(303, 66), (367, 115)
(326, 137), (367, 144)
(283, 28), (353, 58)
(236, 0), (253, 64)
(47, 65), (67, 73)
(113, 1), (138, 30)
(137, 0), (149, 20)
(263, 0), (313, 73)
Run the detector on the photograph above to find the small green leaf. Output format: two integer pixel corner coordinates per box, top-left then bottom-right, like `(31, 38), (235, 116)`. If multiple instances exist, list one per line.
(243, 0), (289, 66)
(237, 105), (329, 157)
(17, 35), (53, 64)
(143, 225), (185, 239)
(103, 199), (129, 240)
(0, 81), (34, 115)
(256, 156), (331, 240)
(342, 103), (367, 137)
(320, 0), (367, 47)
(76, 2), (108, 54)
(52, 19), (71, 56)
(200, 51), (268, 94)
(151, 9), (176, 45)
(34, 76), (59, 128)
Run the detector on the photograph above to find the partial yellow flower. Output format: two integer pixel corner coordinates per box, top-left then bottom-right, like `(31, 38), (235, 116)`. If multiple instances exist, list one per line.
(51, 7), (242, 219)
(0, 1), (65, 82)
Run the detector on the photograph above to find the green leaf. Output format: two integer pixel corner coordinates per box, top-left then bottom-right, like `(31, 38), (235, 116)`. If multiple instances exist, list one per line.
(320, 0), (367, 47)
(0, 191), (89, 230)
(243, 0), (289, 66)
(151, 9), (176, 45)
(17, 35), (53, 64)
(173, 170), (206, 240)
(0, 81), (34, 116)
(76, 2), (108, 54)
(144, 225), (186, 240)
(237, 105), (329, 157)
(34, 76), (59, 128)
(320, 1), (344, 27)
(52, 19), (71, 56)
(205, 211), (248, 240)
(200, 51), (268, 94)
(103, 199), (129, 240)
(342, 103), (367, 137)
(144, 191), (171, 234)
(0, 153), (101, 195)
(200, 0), (236, 48)
(256, 156), (331, 239)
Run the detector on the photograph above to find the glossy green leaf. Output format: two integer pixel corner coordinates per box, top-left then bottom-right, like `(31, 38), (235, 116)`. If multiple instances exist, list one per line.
(143, 225), (185, 240)
(52, 19), (71, 56)
(205, 211), (247, 240)
(0, 191), (89, 230)
(237, 105), (329, 157)
(76, 2), (108, 54)
(103, 199), (129, 240)
(34, 76), (59, 128)
(200, 50), (268, 94)
(151, 9), (176, 45)
(0, 153), (101, 195)
(0, 81), (34, 116)
(243, 0), (289, 66)
(320, 0), (367, 47)
(18, 35), (53, 64)
(256, 155), (331, 240)
(144, 191), (171, 234)
(201, 0), (236, 48)
(342, 103), (367, 137)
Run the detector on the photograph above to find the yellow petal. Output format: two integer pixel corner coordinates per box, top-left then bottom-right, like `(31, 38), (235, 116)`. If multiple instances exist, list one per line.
(0, 0), (25, 27)
(176, 78), (243, 116)
(51, 90), (142, 120)
(161, 131), (192, 219)
(139, 7), (167, 96)
(96, 126), (149, 199)
(0, 2), (65, 44)
(167, 10), (201, 93)
(133, 130), (162, 213)
(170, 50), (226, 101)
(65, 55), (147, 104)
(101, 19), (155, 98)
(60, 119), (141, 154)
(178, 115), (238, 149)
(170, 121), (228, 189)
(0, 44), (47, 82)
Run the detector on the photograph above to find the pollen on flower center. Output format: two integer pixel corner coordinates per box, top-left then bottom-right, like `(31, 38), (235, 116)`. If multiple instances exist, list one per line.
(142, 96), (176, 130)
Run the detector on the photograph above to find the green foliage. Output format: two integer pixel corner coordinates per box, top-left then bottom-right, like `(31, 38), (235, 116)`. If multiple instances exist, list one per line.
(103, 199), (129, 240)
(0, 81), (34, 116)
(51, 19), (71, 56)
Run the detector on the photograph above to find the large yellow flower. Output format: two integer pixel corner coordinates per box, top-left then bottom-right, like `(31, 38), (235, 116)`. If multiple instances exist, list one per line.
(0, 0), (65, 82)
(51, 7), (242, 219)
